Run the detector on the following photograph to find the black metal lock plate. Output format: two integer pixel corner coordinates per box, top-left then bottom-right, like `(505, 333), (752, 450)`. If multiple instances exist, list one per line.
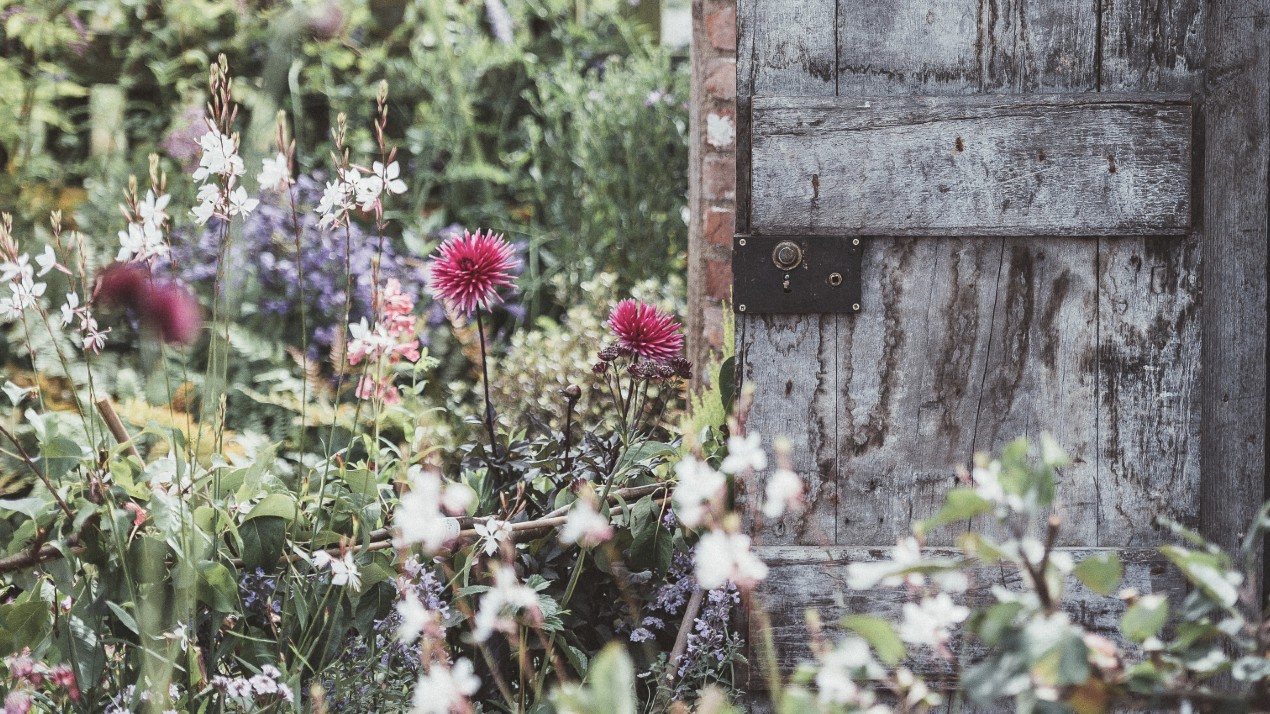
(732, 235), (863, 314)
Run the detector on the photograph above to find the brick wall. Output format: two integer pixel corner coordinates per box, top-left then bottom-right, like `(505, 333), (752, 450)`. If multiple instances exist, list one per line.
(686, 0), (737, 382)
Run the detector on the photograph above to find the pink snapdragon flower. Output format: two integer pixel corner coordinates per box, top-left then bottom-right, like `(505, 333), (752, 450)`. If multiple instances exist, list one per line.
(426, 229), (518, 315)
(346, 278), (422, 405)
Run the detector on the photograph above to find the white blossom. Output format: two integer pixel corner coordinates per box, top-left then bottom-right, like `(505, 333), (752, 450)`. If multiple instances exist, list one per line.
(694, 530), (768, 590)
(192, 129), (245, 181)
(116, 221), (168, 262)
(474, 518), (512, 556)
(898, 593), (969, 649)
(846, 536), (926, 590)
(762, 468), (803, 518)
(721, 433), (768, 474)
(393, 467), (466, 553)
(312, 550), (362, 591)
(396, 591), (434, 645)
(317, 178), (355, 227)
(559, 500), (613, 547)
(472, 566), (541, 642)
(816, 637), (874, 705)
(59, 292), (78, 327)
(410, 659), (480, 714)
(137, 189), (171, 226)
(34, 245), (59, 276)
(258, 153), (292, 192)
(671, 457), (726, 528)
(226, 186), (259, 217)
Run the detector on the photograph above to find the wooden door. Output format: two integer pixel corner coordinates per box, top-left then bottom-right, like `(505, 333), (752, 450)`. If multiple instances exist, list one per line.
(733, 0), (1267, 677)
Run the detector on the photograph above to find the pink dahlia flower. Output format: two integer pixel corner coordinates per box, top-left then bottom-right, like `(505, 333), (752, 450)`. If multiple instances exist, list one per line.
(93, 262), (202, 345)
(427, 229), (518, 314)
(606, 299), (683, 361)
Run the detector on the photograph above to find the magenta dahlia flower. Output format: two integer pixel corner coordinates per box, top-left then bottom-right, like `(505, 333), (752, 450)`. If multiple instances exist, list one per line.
(426, 229), (518, 314)
(606, 299), (683, 361)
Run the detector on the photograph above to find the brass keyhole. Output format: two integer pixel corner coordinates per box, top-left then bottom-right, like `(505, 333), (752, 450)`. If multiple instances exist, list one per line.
(772, 241), (803, 271)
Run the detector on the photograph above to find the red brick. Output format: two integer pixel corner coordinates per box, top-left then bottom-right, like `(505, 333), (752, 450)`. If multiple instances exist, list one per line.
(706, 7), (736, 52)
(703, 155), (735, 201)
(704, 207), (735, 248)
(704, 59), (736, 101)
(702, 304), (726, 351)
(704, 257), (733, 300)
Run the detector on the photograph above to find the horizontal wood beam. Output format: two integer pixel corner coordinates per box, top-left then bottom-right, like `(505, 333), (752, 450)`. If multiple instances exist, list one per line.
(746, 545), (1183, 685)
(751, 93), (1193, 237)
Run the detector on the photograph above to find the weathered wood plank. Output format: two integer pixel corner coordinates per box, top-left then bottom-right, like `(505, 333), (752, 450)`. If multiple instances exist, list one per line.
(750, 94), (1193, 237)
(831, 0), (1004, 550)
(751, 545), (1183, 680)
(1097, 0), (1206, 546)
(966, 0), (1103, 547)
(835, 0), (980, 95)
(737, 315), (838, 546)
(836, 238), (1000, 547)
(735, 0), (840, 548)
(1198, 0), (1268, 562)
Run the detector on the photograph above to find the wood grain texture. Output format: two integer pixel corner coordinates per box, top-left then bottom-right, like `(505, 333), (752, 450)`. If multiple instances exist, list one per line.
(735, 0), (840, 548)
(750, 545), (1182, 681)
(737, 315), (838, 546)
(1198, 0), (1268, 559)
(1097, 0), (1206, 546)
(751, 94), (1193, 237)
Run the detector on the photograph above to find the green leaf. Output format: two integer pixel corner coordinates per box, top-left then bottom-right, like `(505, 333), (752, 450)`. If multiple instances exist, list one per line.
(718, 356), (736, 414)
(917, 488), (992, 536)
(341, 468), (379, 502)
(0, 496), (51, 520)
(840, 615), (905, 666)
(972, 602), (1024, 647)
(238, 517), (287, 571)
(243, 493), (296, 522)
(1160, 545), (1240, 608)
(1073, 552), (1123, 596)
(106, 601), (139, 635)
(586, 643), (636, 714)
(198, 562), (239, 612)
(0, 600), (50, 655)
(1121, 594), (1168, 643)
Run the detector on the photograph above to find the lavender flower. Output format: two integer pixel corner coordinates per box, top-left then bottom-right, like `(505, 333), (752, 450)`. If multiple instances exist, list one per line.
(163, 172), (428, 356)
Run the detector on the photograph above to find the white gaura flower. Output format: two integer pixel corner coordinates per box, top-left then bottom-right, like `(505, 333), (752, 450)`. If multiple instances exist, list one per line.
(474, 518), (512, 556)
(898, 593), (969, 649)
(721, 433), (768, 474)
(410, 659), (480, 714)
(845, 536), (925, 590)
(257, 153), (292, 192)
(762, 468), (804, 518)
(60, 291), (78, 327)
(395, 591), (434, 645)
(374, 160), (408, 195)
(816, 637), (874, 705)
(472, 565), (542, 642)
(330, 552), (361, 590)
(393, 467), (466, 553)
(558, 500), (613, 547)
(137, 189), (171, 227)
(671, 457), (726, 528)
(192, 129), (244, 181)
(694, 530), (768, 590)
(34, 245), (60, 276)
(226, 186), (259, 217)
(116, 221), (168, 262)
(192, 184), (222, 225)
(317, 179), (354, 227)
(312, 550), (361, 591)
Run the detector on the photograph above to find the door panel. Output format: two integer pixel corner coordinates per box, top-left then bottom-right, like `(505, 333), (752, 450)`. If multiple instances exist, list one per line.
(735, 0), (1206, 680)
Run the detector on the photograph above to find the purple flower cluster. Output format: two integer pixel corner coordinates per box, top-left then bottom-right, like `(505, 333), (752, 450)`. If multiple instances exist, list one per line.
(165, 173), (429, 355)
(317, 557), (451, 710)
(239, 567), (281, 617)
(679, 588), (740, 678)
